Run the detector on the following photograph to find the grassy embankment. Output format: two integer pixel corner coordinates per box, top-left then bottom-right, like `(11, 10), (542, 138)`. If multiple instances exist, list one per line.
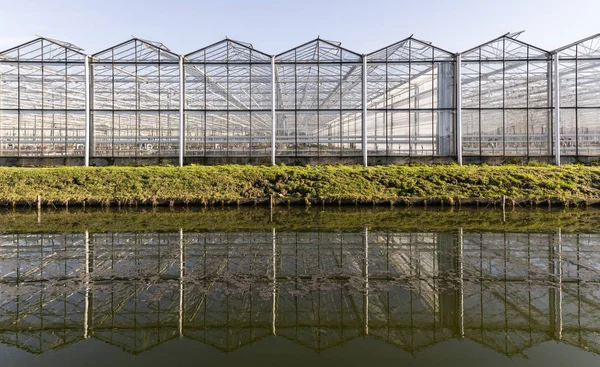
(0, 164), (598, 207)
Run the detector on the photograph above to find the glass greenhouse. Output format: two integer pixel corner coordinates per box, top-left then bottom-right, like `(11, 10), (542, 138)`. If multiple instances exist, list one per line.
(0, 32), (599, 166)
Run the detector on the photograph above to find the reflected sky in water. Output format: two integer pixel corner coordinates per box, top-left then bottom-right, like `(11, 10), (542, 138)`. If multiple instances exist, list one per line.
(1, 208), (600, 366)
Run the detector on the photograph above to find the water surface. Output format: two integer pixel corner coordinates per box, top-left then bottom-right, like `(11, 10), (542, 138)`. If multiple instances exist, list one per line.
(1, 207), (599, 366)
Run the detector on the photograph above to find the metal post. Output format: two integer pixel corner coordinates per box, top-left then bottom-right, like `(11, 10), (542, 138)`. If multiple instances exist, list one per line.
(553, 54), (561, 166)
(362, 56), (368, 167)
(179, 56), (185, 167)
(271, 56), (276, 165)
(456, 53), (463, 166)
(84, 56), (91, 166)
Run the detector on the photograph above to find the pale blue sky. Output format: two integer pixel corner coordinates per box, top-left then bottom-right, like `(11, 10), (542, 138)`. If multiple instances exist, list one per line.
(0, 0), (598, 55)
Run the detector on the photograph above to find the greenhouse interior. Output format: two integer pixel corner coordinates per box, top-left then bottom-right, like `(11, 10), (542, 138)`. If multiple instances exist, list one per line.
(0, 32), (599, 166)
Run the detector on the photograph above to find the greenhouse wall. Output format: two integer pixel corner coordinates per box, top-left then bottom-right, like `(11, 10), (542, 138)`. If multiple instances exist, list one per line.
(90, 38), (180, 165)
(184, 39), (273, 164)
(0, 33), (599, 166)
(0, 37), (86, 165)
(460, 34), (554, 163)
(556, 34), (600, 159)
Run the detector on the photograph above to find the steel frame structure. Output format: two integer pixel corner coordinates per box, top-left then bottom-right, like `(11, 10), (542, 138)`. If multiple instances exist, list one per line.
(0, 37), (86, 159)
(1, 32), (600, 166)
(184, 39), (273, 162)
(461, 32), (554, 161)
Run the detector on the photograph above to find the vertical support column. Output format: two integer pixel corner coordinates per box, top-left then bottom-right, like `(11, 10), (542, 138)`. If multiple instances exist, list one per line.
(362, 56), (368, 167)
(84, 56), (91, 167)
(458, 227), (464, 338)
(179, 228), (184, 338)
(271, 56), (276, 165)
(272, 228), (277, 336)
(553, 54), (561, 166)
(179, 56), (185, 167)
(456, 53), (463, 166)
(364, 226), (369, 336)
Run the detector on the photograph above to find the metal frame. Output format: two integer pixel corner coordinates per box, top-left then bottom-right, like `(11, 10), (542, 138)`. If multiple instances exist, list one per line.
(0, 37), (86, 159)
(2, 33), (600, 165)
(460, 33), (554, 160)
(274, 38), (363, 161)
(183, 38), (273, 161)
(554, 33), (600, 158)
(90, 37), (180, 159)
(366, 36), (457, 160)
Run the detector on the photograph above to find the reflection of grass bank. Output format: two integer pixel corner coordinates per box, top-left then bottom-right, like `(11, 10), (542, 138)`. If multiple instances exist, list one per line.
(0, 164), (598, 207)
(0, 207), (599, 233)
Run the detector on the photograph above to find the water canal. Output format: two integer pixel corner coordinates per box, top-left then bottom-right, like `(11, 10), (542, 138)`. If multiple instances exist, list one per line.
(1, 207), (599, 366)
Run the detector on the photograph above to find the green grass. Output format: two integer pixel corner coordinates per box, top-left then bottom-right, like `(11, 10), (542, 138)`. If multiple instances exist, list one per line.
(0, 164), (598, 206)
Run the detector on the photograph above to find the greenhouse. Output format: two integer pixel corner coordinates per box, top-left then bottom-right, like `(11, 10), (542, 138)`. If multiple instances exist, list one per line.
(0, 32), (599, 166)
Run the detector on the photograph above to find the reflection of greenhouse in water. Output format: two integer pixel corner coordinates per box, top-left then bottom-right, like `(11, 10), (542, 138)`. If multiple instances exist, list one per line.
(0, 228), (599, 356)
(1, 32), (600, 165)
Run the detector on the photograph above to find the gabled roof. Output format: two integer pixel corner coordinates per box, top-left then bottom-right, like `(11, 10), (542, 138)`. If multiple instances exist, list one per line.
(553, 33), (600, 59)
(462, 32), (550, 60)
(276, 38), (361, 62)
(368, 35), (455, 62)
(92, 37), (179, 62)
(0, 36), (86, 62)
(185, 38), (271, 63)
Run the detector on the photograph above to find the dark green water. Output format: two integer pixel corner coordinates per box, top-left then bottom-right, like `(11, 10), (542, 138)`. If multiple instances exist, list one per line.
(1, 207), (600, 366)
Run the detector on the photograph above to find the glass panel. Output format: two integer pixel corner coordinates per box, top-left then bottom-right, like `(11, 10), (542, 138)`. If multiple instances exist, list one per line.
(462, 109), (480, 156)
(480, 109), (503, 155)
(319, 111), (340, 156)
(560, 61), (576, 108)
(113, 112), (137, 156)
(528, 109), (551, 156)
(528, 62), (550, 108)
(461, 62), (480, 109)
(341, 111), (361, 156)
(577, 60), (600, 108)
(436, 110), (454, 156)
(185, 64), (205, 110)
(296, 111), (318, 156)
(578, 108), (600, 155)
(42, 111), (66, 156)
(205, 65), (228, 110)
(480, 62), (503, 109)
(19, 111), (43, 156)
(228, 111), (251, 156)
(410, 63), (434, 109)
(92, 111), (113, 157)
(0, 110), (18, 156)
(366, 111), (386, 155)
(504, 61), (527, 108)
(387, 111), (409, 155)
(184, 112), (204, 156)
(504, 109), (527, 155)
(275, 112), (295, 156)
(250, 112), (271, 157)
(412, 111), (433, 156)
(205, 112), (228, 156)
